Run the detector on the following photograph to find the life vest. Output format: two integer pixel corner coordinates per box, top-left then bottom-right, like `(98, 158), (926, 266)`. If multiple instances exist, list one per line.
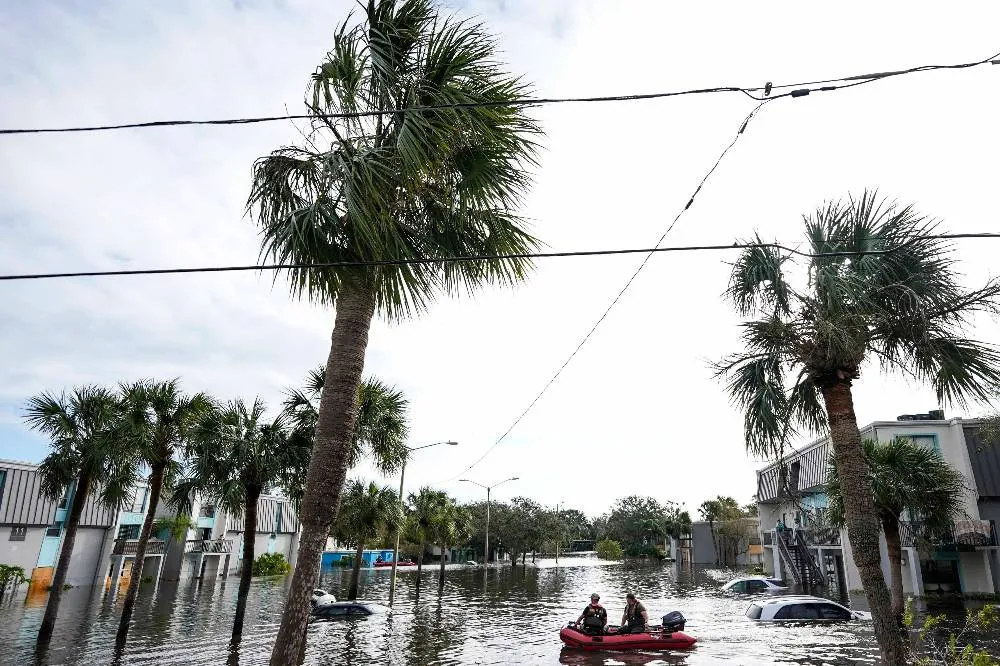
(624, 601), (646, 627)
(581, 604), (606, 631)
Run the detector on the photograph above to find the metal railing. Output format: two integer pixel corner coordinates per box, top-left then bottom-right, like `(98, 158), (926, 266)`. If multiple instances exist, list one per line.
(901, 520), (998, 548)
(185, 539), (234, 554)
(112, 539), (166, 556)
(799, 526), (842, 546)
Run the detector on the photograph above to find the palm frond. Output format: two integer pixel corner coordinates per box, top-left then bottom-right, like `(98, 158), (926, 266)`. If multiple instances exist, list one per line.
(725, 239), (793, 317)
(715, 350), (789, 457)
(247, 0), (541, 322)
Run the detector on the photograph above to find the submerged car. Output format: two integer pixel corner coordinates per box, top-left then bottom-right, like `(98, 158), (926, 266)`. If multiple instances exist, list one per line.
(311, 589), (337, 607)
(310, 601), (385, 620)
(722, 577), (788, 595)
(746, 595), (872, 622)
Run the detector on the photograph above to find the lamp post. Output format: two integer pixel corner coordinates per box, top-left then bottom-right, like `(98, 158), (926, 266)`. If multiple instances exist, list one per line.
(459, 476), (519, 570)
(388, 440), (458, 606)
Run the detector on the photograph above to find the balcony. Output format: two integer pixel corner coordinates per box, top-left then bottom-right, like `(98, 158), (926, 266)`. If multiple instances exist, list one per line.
(901, 520), (998, 549)
(112, 539), (166, 556)
(185, 539), (234, 554)
(800, 526), (841, 547)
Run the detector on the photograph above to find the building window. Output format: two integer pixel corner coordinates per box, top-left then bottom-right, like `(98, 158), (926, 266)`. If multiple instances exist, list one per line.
(9, 526), (27, 541)
(45, 521), (63, 538)
(199, 505), (216, 518)
(117, 524), (140, 540)
(0, 470), (6, 509)
(906, 434), (941, 455)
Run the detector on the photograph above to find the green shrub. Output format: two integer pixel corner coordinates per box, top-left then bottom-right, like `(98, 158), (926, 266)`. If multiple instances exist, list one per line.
(252, 552), (291, 577)
(904, 597), (999, 665)
(596, 539), (624, 560)
(0, 565), (27, 597)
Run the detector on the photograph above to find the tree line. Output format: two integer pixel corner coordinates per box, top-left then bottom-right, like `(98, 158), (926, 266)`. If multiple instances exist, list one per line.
(23, 366), (408, 653)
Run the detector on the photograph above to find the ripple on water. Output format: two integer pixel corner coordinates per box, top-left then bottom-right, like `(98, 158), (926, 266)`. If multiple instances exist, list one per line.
(0, 560), (995, 665)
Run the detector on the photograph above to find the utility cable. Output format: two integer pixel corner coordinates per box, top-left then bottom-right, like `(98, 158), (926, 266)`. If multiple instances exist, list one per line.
(1, 50), (997, 136)
(438, 101), (772, 483)
(2, 232), (999, 282)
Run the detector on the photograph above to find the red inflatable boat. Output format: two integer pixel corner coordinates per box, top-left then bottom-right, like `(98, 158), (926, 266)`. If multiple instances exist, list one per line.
(559, 625), (697, 651)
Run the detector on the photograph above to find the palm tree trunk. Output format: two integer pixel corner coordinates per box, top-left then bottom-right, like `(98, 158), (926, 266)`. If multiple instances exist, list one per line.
(116, 460), (166, 644)
(270, 285), (376, 666)
(36, 471), (90, 645)
(231, 487), (260, 640)
(820, 379), (906, 665)
(438, 543), (446, 588)
(349, 541), (365, 600)
(882, 515), (905, 624)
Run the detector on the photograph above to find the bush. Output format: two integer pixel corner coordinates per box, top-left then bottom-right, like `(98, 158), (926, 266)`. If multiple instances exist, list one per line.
(596, 539), (624, 560)
(252, 553), (291, 577)
(904, 597), (999, 665)
(0, 565), (27, 597)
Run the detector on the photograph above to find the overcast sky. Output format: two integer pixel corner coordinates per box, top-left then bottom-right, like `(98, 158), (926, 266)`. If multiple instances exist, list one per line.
(2, 1), (999, 519)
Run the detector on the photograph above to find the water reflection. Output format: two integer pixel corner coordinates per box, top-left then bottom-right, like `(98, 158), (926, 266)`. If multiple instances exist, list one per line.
(0, 559), (996, 664)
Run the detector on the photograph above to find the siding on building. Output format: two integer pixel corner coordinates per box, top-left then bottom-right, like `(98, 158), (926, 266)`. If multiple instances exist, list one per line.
(0, 465), (58, 526)
(757, 440), (831, 503)
(965, 426), (1000, 498)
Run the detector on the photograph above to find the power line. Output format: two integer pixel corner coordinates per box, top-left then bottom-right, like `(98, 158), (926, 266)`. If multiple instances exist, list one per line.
(439, 100), (772, 483)
(2, 50), (997, 136)
(5, 233), (996, 283)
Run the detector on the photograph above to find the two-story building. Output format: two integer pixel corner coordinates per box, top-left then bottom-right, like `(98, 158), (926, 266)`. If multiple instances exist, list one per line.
(755, 411), (999, 602)
(0, 458), (301, 595)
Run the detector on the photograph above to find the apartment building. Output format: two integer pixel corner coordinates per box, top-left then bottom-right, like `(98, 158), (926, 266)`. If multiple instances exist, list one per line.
(755, 411), (999, 602)
(0, 458), (300, 594)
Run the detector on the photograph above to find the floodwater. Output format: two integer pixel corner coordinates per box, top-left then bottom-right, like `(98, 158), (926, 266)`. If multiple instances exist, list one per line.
(1, 558), (997, 665)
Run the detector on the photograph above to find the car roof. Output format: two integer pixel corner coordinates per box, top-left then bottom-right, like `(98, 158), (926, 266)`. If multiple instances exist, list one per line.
(757, 596), (845, 606)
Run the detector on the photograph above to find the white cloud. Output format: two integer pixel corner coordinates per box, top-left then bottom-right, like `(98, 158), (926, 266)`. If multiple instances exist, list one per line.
(1, 0), (999, 517)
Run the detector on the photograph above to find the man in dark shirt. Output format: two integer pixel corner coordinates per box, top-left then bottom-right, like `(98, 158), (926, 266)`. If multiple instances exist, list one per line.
(576, 593), (607, 634)
(619, 592), (648, 634)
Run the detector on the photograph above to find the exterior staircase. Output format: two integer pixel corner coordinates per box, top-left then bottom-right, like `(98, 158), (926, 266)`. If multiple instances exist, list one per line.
(775, 530), (825, 588)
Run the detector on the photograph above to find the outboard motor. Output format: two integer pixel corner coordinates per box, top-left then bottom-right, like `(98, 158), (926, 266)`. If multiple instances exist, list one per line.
(661, 611), (686, 633)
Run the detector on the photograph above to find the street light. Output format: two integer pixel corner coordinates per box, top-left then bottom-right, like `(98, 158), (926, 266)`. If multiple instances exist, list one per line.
(459, 476), (519, 569)
(388, 440), (458, 606)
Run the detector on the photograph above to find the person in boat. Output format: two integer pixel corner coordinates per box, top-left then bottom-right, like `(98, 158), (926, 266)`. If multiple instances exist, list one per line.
(618, 592), (648, 634)
(576, 593), (607, 635)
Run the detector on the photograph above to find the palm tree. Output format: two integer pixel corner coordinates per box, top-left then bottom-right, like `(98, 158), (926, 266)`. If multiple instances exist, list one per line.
(25, 386), (134, 645)
(431, 499), (473, 588)
(407, 487), (448, 581)
(827, 437), (966, 623)
(282, 368), (409, 569)
(175, 399), (309, 641)
(248, 1), (541, 658)
(334, 480), (403, 600)
(115, 379), (212, 643)
(282, 367), (409, 478)
(716, 192), (1000, 665)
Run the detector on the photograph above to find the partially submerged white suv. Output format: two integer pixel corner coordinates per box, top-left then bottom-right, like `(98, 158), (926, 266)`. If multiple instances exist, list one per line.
(746, 595), (871, 622)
